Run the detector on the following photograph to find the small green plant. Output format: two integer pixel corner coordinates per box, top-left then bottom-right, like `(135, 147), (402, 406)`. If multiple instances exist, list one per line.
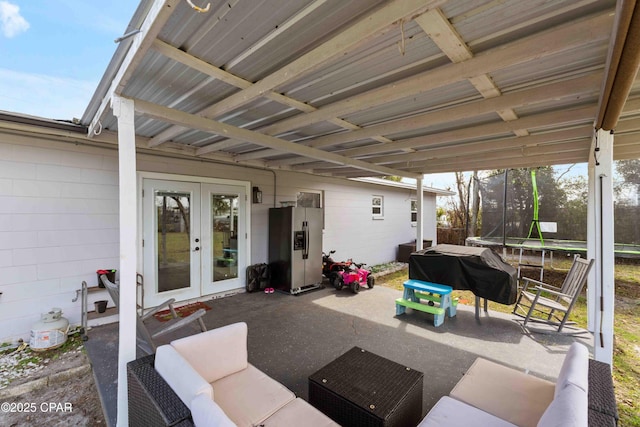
(16, 356), (41, 368)
(0, 342), (14, 354)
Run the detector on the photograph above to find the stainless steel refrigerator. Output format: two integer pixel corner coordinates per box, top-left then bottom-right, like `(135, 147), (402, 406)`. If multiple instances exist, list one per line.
(269, 207), (323, 294)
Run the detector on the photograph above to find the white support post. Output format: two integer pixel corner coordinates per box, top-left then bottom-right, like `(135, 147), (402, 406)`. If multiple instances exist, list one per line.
(111, 95), (138, 426)
(587, 142), (596, 332)
(416, 176), (424, 251)
(587, 128), (615, 364)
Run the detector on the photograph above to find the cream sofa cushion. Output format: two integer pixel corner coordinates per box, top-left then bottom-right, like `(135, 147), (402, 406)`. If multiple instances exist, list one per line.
(155, 344), (213, 406)
(191, 394), (237, 427)
(170, 322), (249, 383)
(260, 398), (339, 427)
(212, 364), (295, 427)
(418, 396), (517, 427)
(449, 358), (555, 427)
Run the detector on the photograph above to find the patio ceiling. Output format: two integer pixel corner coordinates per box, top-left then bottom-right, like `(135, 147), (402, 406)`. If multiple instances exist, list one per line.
(82, 0), (640, 179)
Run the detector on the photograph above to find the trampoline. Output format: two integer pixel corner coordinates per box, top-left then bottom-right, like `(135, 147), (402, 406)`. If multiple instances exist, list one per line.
(466, 236), (640, 259)
(474, 167), (640, 260)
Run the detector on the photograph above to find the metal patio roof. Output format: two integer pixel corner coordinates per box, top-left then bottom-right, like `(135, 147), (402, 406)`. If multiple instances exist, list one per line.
(82, 0), (640, 179)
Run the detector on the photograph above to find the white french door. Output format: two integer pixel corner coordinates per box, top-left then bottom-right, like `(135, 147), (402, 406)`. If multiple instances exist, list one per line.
(201, 183), (247, 295)
(142, 177), (248, 307)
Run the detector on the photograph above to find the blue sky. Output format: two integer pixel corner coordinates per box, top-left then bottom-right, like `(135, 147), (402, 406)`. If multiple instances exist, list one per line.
(0, 1), (138, 120)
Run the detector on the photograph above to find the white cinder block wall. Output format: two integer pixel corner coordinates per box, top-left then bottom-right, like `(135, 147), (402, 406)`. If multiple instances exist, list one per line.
(0, 137), (120, 343)
(1, 135), (439, 342)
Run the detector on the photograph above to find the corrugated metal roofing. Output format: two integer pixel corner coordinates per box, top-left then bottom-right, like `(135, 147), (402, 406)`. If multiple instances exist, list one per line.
(82, 0), (640, 178)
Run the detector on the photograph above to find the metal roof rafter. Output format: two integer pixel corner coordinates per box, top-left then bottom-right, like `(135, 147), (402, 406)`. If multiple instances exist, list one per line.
(262, 11), (614, 137)
(145, 0), (447, 146)
(129, 97), (420, 178)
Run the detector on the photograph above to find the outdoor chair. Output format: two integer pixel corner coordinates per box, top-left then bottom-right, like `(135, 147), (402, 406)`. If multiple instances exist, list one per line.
(100, 274), (207, 355)
(513, 256), (594, 332)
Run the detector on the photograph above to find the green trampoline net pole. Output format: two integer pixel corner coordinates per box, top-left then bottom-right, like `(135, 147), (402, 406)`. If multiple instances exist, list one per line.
(526, 169), (544, 246)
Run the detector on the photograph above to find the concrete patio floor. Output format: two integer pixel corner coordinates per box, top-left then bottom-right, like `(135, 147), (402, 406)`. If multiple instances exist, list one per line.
(84, 284), (593, 426)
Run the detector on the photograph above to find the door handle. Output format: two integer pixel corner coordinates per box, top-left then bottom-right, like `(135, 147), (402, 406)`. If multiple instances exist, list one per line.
(303, 221), (309, 260)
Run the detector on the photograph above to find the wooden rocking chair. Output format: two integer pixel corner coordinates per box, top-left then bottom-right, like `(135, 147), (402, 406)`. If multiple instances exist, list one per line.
(513, 256), (594, 332)
(100, 274), (207, 354)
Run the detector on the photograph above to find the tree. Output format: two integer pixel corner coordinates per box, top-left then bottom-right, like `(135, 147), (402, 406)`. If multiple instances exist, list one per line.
(614, 159), (640, 244)
(556, 175), (587, 241)
(441, 172), (480, 237)
(479, 167), (579, 240)
(469, 171), (480, 237)
(616, 159), (640, 205)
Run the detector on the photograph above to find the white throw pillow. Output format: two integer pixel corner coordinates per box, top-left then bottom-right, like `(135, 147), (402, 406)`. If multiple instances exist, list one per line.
(191, 394), (237, 427)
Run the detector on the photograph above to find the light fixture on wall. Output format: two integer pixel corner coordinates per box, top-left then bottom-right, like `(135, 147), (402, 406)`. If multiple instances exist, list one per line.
(252, 186), (262, 204)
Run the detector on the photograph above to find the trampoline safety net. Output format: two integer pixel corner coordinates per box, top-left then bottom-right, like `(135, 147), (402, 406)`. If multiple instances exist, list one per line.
(476, 164), (640, 256)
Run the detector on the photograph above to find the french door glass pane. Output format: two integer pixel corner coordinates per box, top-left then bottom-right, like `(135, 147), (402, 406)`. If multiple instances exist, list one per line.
(156, 191), (191, 292)
(212, 194), (239, 282)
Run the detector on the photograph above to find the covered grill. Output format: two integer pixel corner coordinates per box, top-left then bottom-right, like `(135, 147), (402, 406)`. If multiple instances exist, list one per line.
(408, 244), (517, 305)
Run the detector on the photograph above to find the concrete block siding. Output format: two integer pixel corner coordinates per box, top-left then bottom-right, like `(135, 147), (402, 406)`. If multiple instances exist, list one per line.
(0, 135), (439, 342)
(0, 138), (119, 343)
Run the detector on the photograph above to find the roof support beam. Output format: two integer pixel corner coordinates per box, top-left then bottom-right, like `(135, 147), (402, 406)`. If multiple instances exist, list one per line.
(307, 72), (602, 150)
(148, 40), (393, 150)
(265, 74), (601, 168)
(147, 0), (446, 146)
(262, 11), (613, 137)
(342, 105), (597, 161)
(596, 0), (640, 130)
(416, 8), (529, 137)
(409, 149), (591, 174)
(291, 129), (593, 172)
(407, 139), (592, 169)
(130, 97), (419, 178)
(87, 0), (179, 137)
(383, 126), (593, 166)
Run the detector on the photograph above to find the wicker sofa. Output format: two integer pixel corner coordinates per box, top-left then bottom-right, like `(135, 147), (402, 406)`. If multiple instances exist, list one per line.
(418, 342), (618, 427)
(152, 322), (338, 427)
(126, 329), (618, 427)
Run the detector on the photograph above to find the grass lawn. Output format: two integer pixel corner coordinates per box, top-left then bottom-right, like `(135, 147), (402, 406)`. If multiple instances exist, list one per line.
(377, 259), (640, 426)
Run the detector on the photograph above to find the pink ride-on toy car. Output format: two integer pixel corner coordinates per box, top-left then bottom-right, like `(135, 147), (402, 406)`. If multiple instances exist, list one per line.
(333, 261), (374, 294)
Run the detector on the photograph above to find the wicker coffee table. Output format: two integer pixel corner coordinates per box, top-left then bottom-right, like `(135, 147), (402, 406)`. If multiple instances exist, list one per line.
(309, 347), (423, 427)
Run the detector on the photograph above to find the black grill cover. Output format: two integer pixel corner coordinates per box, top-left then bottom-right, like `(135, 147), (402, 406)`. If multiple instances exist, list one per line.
(408, 244), (517, 305)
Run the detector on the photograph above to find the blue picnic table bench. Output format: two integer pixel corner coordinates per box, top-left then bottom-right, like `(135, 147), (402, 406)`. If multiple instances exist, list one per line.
(395, 279), (458, 327)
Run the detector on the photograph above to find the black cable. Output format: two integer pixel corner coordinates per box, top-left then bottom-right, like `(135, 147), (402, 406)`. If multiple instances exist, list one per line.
(599, 174), (604, 348)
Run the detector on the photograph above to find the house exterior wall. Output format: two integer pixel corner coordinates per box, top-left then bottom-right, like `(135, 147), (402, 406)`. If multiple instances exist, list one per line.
(0, 134), (439, 342)
(0, 135), (120, 343)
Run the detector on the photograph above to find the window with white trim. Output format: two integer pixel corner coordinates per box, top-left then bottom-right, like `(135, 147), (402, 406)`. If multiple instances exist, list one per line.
(297, 190), (324, 228)
(297, 191), (322, 208)
(372, 195), (384, 219)
(411, 199), (418, 223)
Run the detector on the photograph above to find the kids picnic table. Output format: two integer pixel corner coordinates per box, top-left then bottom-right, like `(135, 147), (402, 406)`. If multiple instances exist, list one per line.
(395, 279), (457, 327)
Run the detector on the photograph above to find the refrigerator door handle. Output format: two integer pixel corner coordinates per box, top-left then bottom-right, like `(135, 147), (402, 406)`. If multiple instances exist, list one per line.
(302, 221), (309, 259)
